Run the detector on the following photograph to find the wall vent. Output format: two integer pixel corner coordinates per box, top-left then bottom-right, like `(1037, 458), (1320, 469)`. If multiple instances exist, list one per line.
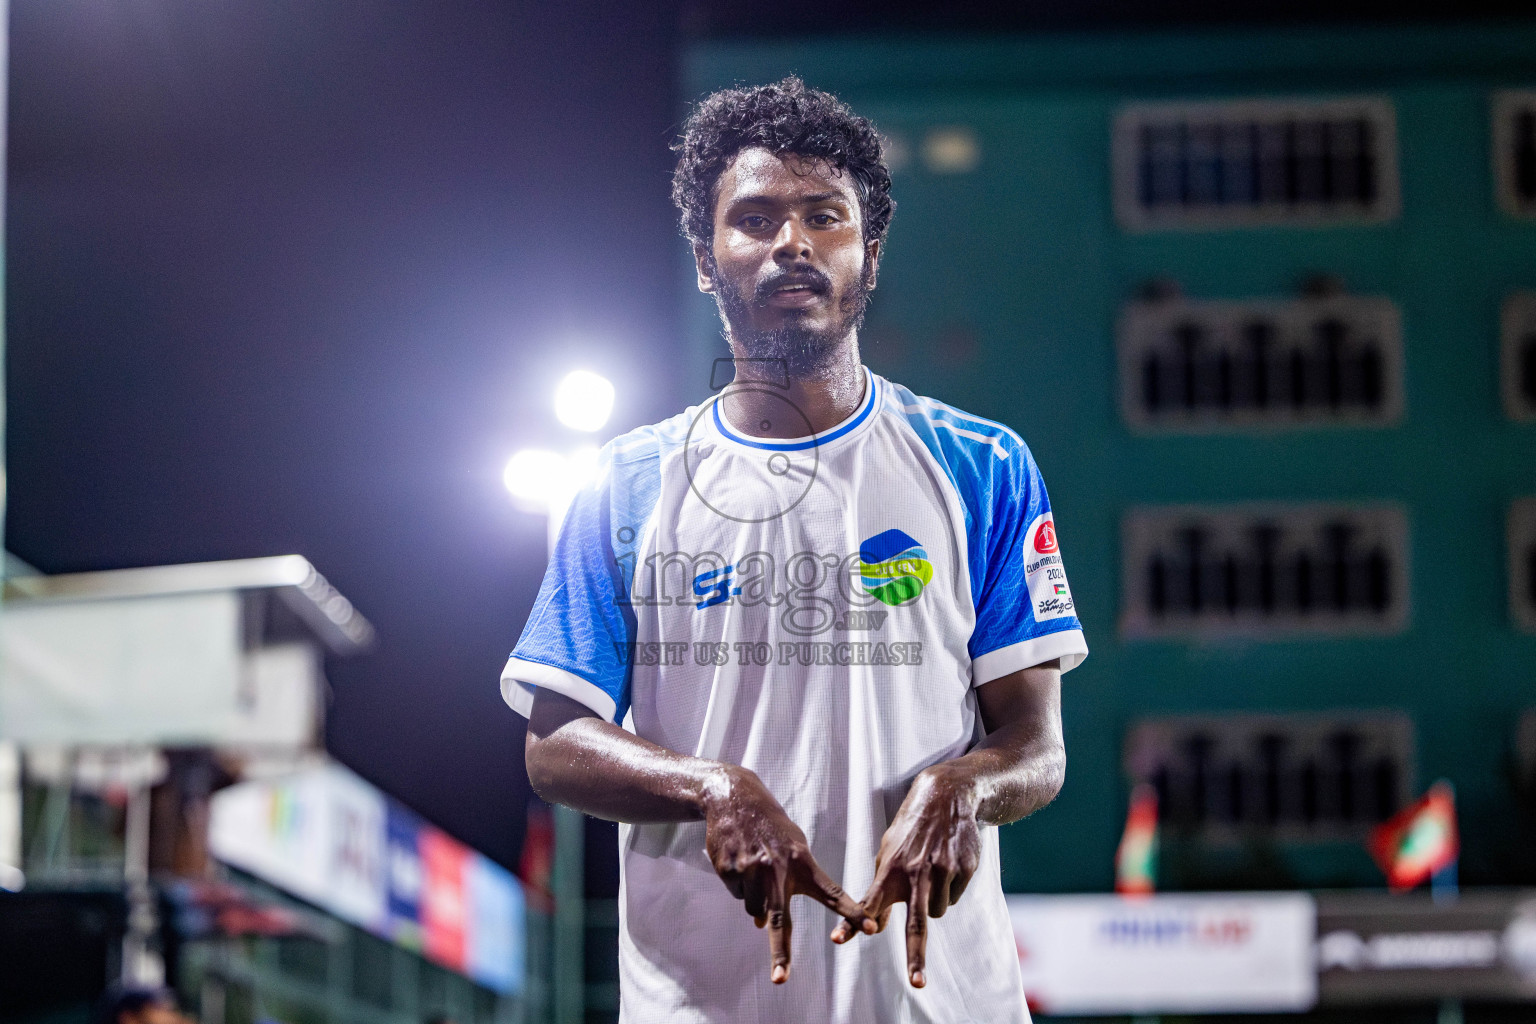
(1113, 96), (1399, 231)
(1121, 504), (1410, 637)
(1494, 91), (1536, 218)
(1503, 292), (1536, 422)
(1119, 287), (1403, 431)
(1511, 498), (1536, 634)
(1124, 712), (1415, 842)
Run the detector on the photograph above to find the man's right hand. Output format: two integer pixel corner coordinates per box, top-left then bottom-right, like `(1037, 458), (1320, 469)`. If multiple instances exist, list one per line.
(701, 765), (870, 984)
(525, 690), (871, 984)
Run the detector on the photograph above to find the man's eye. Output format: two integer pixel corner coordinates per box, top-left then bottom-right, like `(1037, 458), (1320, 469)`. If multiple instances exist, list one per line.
(740, 215), (771, 230)
(809, 213), (839, 226)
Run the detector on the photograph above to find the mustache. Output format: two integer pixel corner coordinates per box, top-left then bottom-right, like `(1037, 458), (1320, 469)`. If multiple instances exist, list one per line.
(754, 267), (831, 302)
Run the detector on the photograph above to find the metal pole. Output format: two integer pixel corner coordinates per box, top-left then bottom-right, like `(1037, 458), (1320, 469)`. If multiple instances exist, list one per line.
(121, 775), (163, 985)
(32, 750), (74, 876)
(551, 793), (585, 1023)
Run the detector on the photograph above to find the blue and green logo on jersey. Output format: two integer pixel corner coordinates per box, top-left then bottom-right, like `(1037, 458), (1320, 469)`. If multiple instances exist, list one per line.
(858, 529), (933, 606)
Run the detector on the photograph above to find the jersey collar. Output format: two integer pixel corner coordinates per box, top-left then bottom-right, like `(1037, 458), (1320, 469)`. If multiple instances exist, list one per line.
(709, 366), (880, 452)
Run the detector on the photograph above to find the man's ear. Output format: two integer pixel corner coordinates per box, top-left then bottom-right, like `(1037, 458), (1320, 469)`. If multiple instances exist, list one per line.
(864, 239), (881, 291)
(694, 242), (717, 294)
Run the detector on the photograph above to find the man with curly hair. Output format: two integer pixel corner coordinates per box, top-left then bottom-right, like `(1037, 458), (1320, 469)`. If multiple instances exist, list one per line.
(504, 77), (1087, 1022)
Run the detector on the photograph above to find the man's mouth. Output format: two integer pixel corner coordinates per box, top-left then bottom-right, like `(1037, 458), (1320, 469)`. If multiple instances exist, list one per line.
(758, 272), (830, 307)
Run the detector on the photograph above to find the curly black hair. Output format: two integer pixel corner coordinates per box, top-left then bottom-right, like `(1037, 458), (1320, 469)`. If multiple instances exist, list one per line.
(671, 77), (894, 251)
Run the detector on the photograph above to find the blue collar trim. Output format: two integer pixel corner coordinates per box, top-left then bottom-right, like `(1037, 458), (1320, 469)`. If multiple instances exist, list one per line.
(712, 367), (878, 452)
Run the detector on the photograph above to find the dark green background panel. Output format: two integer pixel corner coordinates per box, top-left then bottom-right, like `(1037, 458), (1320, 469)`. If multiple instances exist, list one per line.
(682, 24), (1536, 892)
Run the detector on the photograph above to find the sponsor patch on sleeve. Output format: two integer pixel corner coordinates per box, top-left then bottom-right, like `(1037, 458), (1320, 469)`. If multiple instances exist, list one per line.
(1022, 512), (1075, 621)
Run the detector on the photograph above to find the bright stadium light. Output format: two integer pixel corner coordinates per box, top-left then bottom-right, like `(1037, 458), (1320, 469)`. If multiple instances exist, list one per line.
(553, 369), (615, 432)
(565, 444), (602, 485)
(503, 448), (568, 512)
(504, 444), (605, 550)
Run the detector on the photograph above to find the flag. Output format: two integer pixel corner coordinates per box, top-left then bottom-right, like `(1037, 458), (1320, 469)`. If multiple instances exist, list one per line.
(1369, 780), (1459, 893)
(1115, 783), (1159, 896)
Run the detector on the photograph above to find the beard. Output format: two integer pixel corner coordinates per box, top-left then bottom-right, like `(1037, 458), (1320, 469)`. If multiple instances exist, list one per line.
(712, 258), (873, 381)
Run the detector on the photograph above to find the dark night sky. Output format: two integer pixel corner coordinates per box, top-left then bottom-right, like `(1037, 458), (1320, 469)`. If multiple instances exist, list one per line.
(6, 1), (686, 871)
(8, 0), (1527, 876)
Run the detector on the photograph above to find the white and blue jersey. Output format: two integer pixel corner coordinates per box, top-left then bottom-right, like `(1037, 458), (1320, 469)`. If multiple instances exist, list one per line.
(503, 366), (1087, 1024)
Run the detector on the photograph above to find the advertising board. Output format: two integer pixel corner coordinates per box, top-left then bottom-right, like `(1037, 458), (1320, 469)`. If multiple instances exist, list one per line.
(209, 761), (524, 994)
(1317, 890), (1536, 1004)
(1008, 892), (1316, 1015)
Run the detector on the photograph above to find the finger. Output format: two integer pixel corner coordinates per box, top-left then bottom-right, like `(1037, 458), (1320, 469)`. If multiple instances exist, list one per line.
(929, 866), (956, 919)
(800, 856), (868, 928)
(742, 866), (768, 925)
(949, 868), (972, 907)
(831, 911), (875, 942)
(767, 862), (792, 984)
(713, 844), (744, 899)
(906, 874), (930, 988)
(857, 865), (895, 931)
(717, 860), (746, 901)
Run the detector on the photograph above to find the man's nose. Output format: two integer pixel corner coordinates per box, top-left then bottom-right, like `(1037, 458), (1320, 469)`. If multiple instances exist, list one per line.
(771, 218), (812, 262)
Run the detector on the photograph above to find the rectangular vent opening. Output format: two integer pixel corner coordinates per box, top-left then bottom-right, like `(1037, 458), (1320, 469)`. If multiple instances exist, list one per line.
(1494, 91), (1536, 218)
(1502, 292), (1536, 421)
(1114, 97), (1399, 230)
(1511, 498), (1536, 634)
(1125, 713), (1415, 842)
(1121, 504), (1409, 636)
(1119, 290), (1402, 431)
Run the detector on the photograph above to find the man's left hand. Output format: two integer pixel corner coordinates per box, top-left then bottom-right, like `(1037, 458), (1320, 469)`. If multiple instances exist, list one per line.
(830, 765), (980, 988)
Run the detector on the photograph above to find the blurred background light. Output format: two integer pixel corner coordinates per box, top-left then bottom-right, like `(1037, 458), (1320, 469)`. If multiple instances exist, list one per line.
(920, 126), (981, 174)
(553, 369), (615, 432)
(502, 448), (568, 512)
(504, 443), (604, 549)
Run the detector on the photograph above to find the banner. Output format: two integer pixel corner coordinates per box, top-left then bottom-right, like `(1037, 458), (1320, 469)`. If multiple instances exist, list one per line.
(1009, 892), (1316, 1015)
(1317, 890), (1536, 1004)
(210, 761), (524, 994)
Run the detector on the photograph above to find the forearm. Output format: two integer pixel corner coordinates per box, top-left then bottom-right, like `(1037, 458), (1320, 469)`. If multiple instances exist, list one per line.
(525, 689), (741, 824)
(917, 661), (1067, 827)
(920, 722), (1065, 827)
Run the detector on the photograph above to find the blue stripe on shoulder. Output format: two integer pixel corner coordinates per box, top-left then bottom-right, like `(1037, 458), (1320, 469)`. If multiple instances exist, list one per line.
(883, 381), (1020, 608)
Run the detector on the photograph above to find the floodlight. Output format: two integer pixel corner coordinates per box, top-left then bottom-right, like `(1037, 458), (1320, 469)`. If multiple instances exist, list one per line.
(553, 370), (615, 432)
(565, 444), (602, 485)
(503, 448), (567, 511)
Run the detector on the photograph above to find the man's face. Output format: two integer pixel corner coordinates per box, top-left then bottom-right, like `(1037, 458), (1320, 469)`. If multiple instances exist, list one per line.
(696, 147), (879, 378)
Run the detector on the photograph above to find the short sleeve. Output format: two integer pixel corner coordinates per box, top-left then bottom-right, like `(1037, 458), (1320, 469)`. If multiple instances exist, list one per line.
(968, 444), (1088, 684)
(500, 475), (635, 724)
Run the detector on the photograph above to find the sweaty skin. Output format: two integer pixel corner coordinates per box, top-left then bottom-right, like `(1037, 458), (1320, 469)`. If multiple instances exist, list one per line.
(523, 146), (1067, 988)
(526, 688), (869, 986)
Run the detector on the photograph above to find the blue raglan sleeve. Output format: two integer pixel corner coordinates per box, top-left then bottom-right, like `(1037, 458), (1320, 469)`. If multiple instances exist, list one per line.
(968, 442), (1088, 684)
(500, 469), (636, 724)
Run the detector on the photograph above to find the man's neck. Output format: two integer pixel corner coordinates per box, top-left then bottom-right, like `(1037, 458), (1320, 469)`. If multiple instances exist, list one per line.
(720, 340), (865, 438)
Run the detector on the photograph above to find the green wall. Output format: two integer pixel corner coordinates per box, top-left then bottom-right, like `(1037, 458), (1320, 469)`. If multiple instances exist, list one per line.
(682, 23), (1536, 893)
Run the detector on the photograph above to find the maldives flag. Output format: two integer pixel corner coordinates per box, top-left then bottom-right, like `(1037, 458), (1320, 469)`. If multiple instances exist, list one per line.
(1370, 780), (1459, 893)
(1115, 784), (1159, 896)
